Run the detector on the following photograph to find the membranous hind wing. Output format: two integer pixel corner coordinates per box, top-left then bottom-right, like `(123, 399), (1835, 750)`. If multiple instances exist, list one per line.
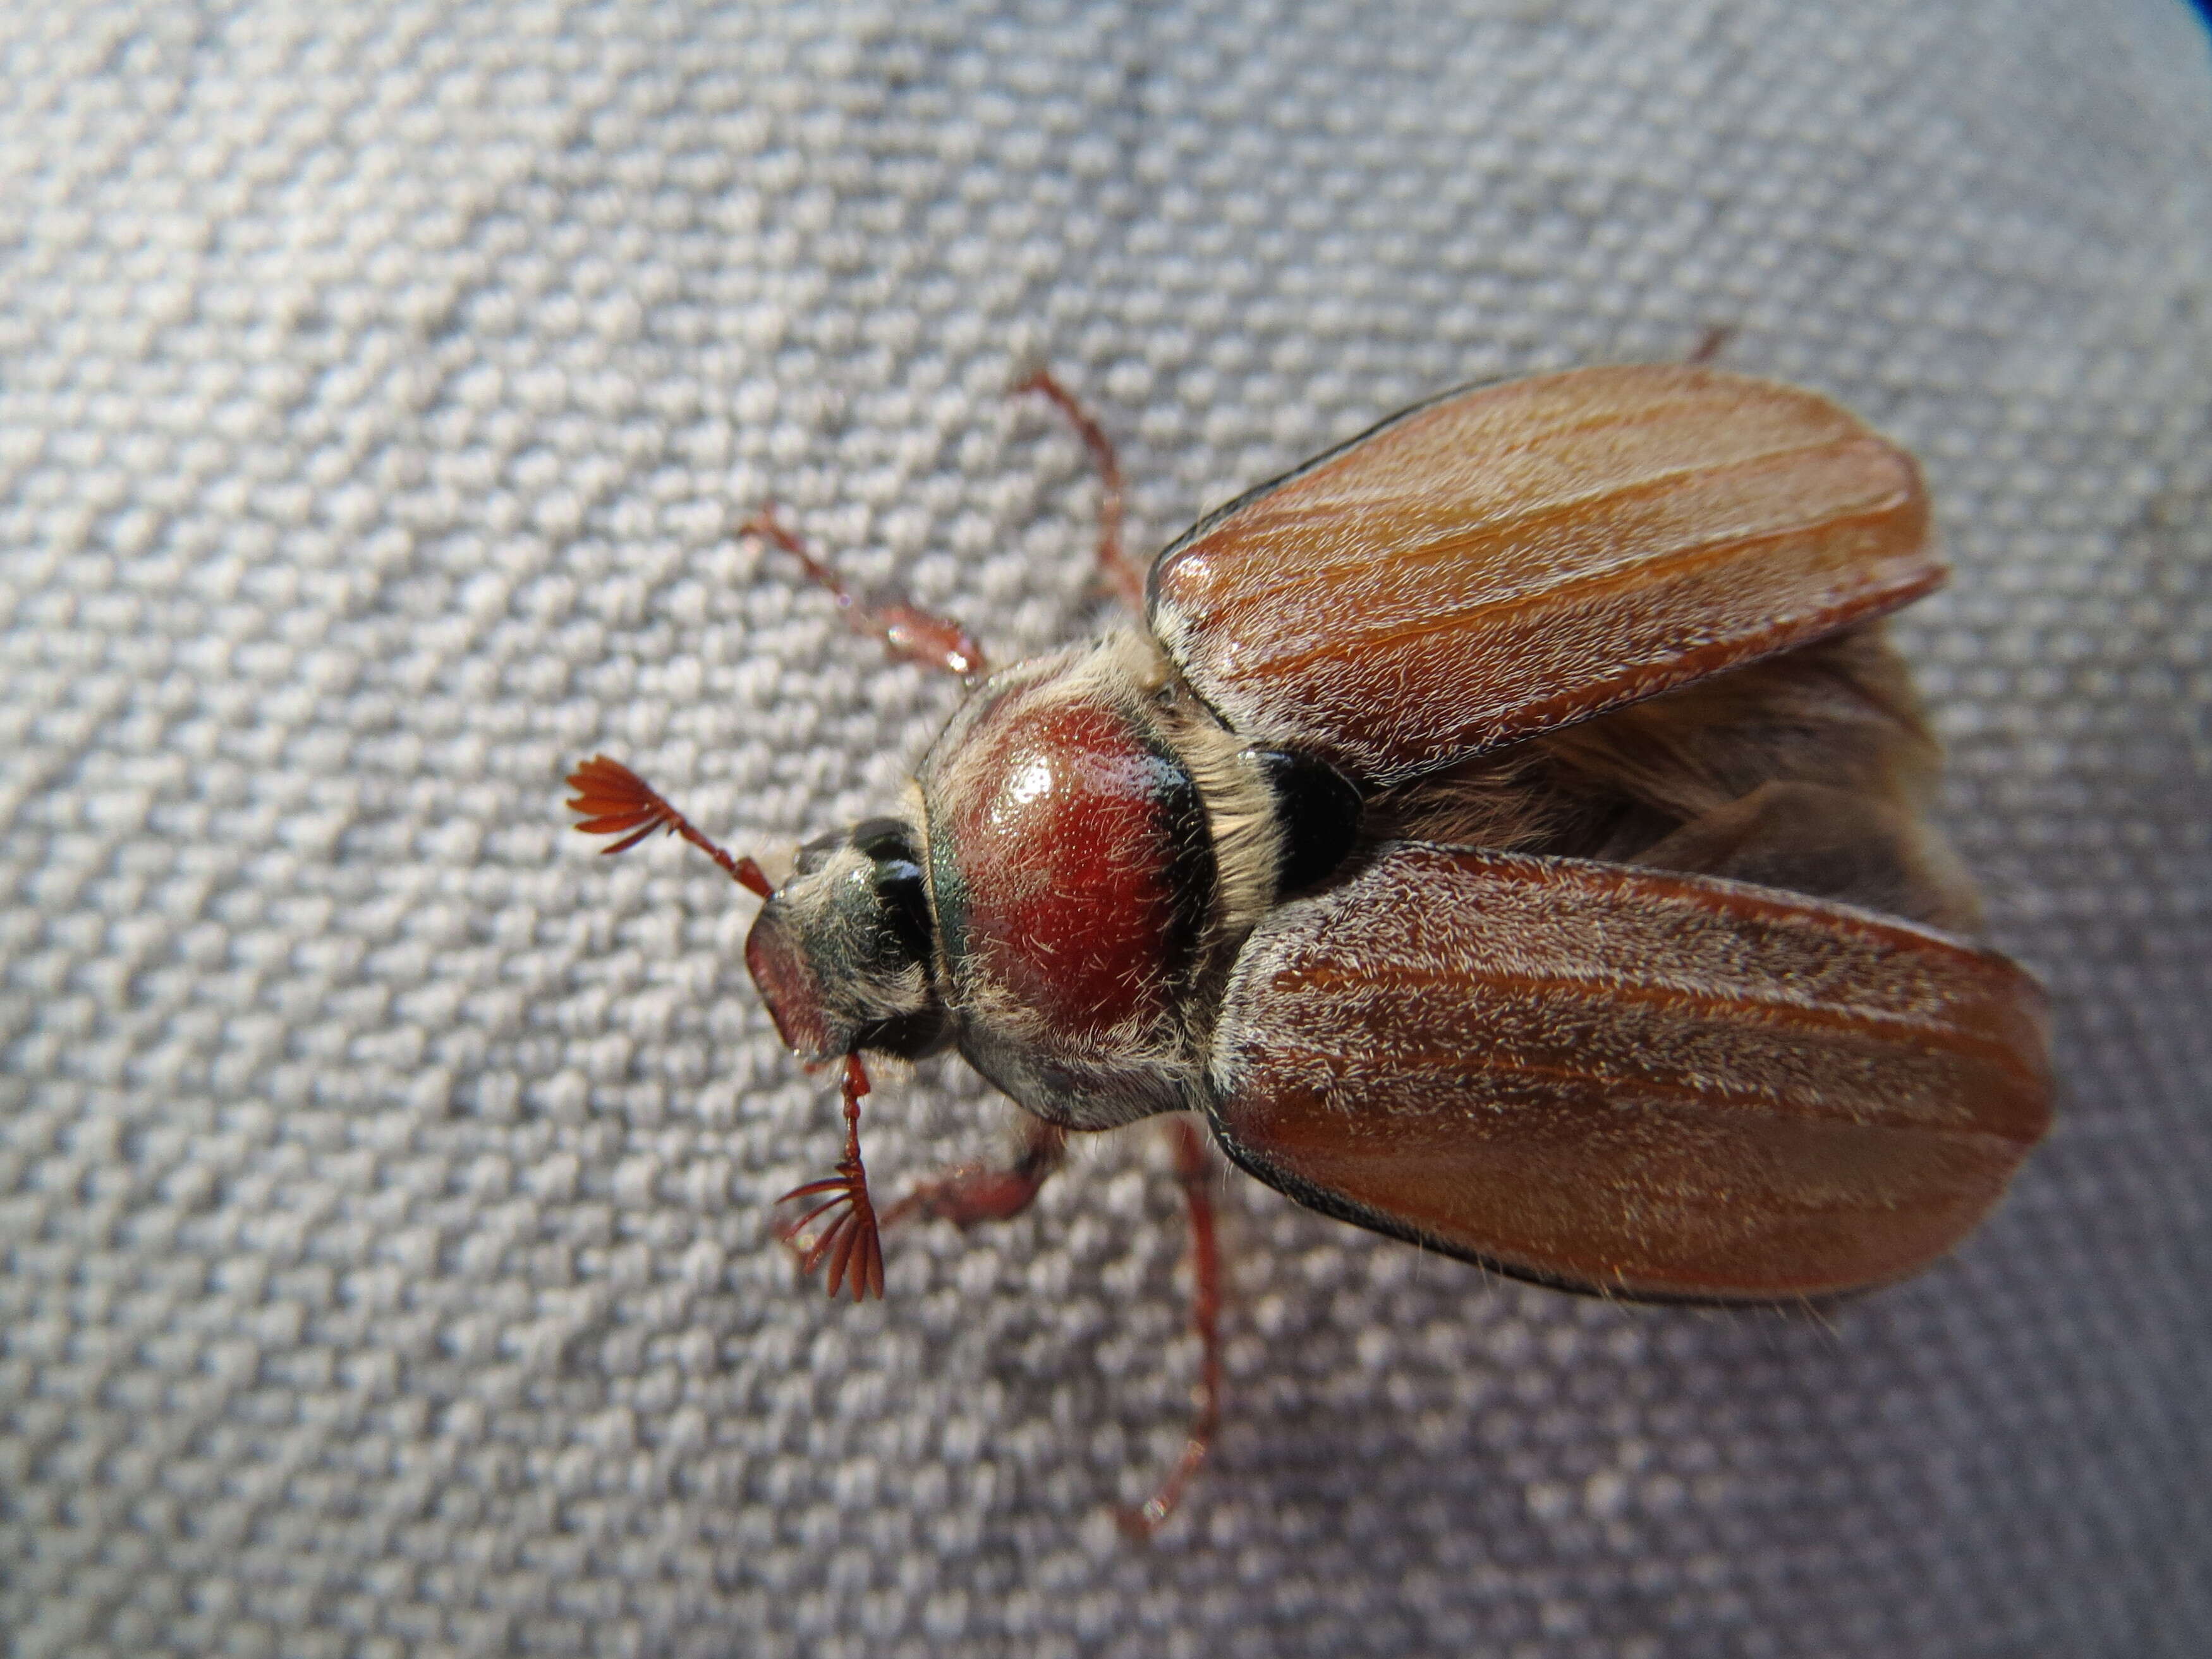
(1203, 844), (2051, 1300)
(1149, 367), (1940, 787)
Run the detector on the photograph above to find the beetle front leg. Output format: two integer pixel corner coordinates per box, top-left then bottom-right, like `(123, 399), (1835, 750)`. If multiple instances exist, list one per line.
(878, 1115), (1069, 1231)
(742, 504), (987, 680)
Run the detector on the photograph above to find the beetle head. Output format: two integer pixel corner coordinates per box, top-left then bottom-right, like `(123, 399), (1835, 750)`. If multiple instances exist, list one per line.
(744, 815), (949, 1064)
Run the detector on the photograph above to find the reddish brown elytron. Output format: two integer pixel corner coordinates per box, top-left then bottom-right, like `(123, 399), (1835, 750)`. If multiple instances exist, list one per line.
(569, 362), (2051, 1536)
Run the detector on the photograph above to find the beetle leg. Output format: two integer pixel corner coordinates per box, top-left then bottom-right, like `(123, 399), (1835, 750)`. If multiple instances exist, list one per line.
(565, 755), (774, 898)
(1014, 369), (1143, 613)
(773, 1054), (886, 1301)
(741, 504), (987, 680)
(1116, 1115), (1224, 1541)
(1687, 323), (1736, 364)
(878, 1116), (1069, 1231)
(884, 1111), (1224, 1535)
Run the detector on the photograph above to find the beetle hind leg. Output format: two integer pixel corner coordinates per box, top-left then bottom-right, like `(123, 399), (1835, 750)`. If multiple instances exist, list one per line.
(1115, 1115), (1224, 1541)
(882, 1112), (1225, 1536)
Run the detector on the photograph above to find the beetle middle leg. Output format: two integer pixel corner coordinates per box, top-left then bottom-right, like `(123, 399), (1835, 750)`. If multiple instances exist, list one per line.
(1014, 368), (1145, 613)
(884, 1112), (1224, 1538)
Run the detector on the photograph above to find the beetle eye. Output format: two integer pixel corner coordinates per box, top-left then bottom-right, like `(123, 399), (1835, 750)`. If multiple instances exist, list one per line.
(849, 817), (916, 863)
(851, 820), (932, 964)
(794, 831), (845, 877)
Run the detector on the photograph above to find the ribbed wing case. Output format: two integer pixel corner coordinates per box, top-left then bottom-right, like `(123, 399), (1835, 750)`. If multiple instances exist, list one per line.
(1203, 844), (2051, 1299)
(1148, 366), (1941, 786)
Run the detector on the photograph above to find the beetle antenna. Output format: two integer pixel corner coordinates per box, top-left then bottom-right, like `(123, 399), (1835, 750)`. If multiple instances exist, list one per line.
(564, 756), (775, 898)
(741, 504), (986, 680)
(774, 1054), (886, 1301)
(1115, 1116), (1224, 1540)
(1013, 368), (1141, 613)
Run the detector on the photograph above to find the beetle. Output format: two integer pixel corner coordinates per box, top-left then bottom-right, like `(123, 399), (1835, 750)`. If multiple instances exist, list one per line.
(567, 363), (2053, 1534)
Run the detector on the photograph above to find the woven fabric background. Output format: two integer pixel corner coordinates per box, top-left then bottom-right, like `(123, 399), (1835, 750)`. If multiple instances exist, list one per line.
(5, 3), (2210, 1655)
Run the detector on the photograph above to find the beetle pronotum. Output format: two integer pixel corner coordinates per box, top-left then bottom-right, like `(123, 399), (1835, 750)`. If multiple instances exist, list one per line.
(568, 363), (2052, 1535)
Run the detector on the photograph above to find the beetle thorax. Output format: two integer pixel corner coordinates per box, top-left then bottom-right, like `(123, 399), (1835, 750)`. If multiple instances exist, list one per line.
(745, 627), (1343, 1131)
(916, 629), (1279, 1129)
